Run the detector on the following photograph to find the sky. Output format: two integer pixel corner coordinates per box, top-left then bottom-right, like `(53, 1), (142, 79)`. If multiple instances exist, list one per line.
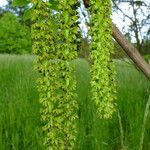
(0, 0), (7, 6)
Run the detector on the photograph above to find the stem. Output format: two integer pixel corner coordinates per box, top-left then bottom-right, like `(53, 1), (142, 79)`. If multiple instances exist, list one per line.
(139, 95), (150, 150)
(118, 111), (126, 150)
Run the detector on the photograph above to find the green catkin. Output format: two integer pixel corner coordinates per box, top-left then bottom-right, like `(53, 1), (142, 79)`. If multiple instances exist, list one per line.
(89, 0), (116, 119)
(31, 0), (116, 149)
(31, 0), (80, 149)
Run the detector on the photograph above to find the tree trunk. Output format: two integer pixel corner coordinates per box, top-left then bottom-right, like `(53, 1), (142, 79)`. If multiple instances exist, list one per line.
(83, 0), (150, 80)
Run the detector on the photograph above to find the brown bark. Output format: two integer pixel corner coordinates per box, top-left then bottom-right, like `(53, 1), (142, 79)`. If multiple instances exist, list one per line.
(83, 0), (89, 7)
(83, 0), (150, 80)
(112, 24), (150, 80)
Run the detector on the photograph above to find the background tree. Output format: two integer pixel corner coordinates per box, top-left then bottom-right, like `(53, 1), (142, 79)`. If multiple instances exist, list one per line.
(112, 0), (150, 55)
(0, 12), (31, 54)
(0, 0), (29, 24)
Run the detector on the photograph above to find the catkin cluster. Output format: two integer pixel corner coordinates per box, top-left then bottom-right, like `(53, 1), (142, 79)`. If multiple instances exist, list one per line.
(31, 0), (80, 149)
(31, 0), (116, 149)
(88, 0), (116, 119)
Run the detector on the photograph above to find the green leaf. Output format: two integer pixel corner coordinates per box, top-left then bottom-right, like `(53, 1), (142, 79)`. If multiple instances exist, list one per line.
(12, 0), (30, 7)
(49, 0), (58, 10)
(23, 8), (33, 21)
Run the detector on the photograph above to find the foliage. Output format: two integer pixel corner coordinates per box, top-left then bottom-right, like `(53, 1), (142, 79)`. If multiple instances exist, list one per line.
(88, 0), (116, 118)
(0, 13), (31, 54)
(11, 0), (59, 21)
(0, 12), (31, 54)
(144, 54), (150, 64)
(0, 0), (29, 25)
(12, 0), (30, 6)
(112, 41), (127, 59)
(31, 0), (80, 149)
(142, 39), (150, 55)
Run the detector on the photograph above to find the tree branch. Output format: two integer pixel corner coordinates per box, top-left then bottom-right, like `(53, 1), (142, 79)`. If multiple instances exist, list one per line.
(112, 23), (150, 80)
(83, 0), (150, 80)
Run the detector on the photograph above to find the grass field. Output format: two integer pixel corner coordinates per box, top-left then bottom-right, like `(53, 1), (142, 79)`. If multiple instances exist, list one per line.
(0, 54), (149, 150)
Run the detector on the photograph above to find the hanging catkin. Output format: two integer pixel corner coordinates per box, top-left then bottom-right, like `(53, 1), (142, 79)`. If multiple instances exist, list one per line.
(89, 0), (116, 119)
(31, 0), (80, 149)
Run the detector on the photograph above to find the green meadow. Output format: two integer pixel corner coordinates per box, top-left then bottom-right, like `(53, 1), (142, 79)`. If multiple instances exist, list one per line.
(0, 54), (149, 150)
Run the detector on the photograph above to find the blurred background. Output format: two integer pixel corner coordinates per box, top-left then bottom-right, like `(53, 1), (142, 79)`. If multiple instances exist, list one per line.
(0, 0), (150, 58)
(0, 1), (150, 150)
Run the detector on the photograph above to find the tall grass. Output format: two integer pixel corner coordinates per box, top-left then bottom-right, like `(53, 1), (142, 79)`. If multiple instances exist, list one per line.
(139, 96), (150, 150)
(115, 61), (150, 150)
(0, 55), (149, 150)
(0, 55), (43, 150)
